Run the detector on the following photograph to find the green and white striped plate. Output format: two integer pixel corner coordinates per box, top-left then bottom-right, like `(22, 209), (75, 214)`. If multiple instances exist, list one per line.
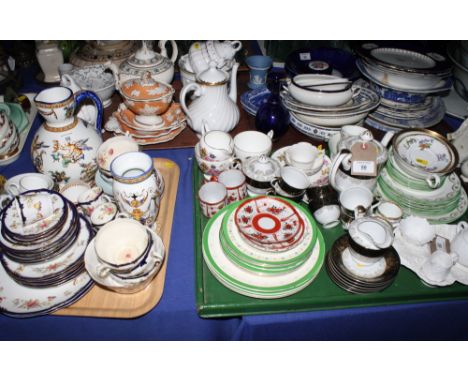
(202, 208), (325, 299)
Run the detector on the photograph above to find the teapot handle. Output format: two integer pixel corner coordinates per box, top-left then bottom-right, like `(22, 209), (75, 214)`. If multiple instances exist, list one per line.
(158, 40), (178, 64)
(180, 82), (202, 132)
(75, 91), (103, 135)
(329, 151), (352, 191)
(229, 41), (243, 53)
(60, 74), (81, 94)
(103, 61), (121, 90)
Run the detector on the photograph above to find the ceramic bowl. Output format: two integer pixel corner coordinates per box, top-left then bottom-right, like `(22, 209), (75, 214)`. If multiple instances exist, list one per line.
(0, 115), (18, 156)
(233, 130), (273, 162)
(94, 218), (150, 273)
(392, 129), (458, 181)
(119, 72), (174, 117)
(34, 87), (75, 127)
(0, 108), (13, 142)
(67, 65), (116, 107)
(289, 74), (355, 107)
(97, 135), (139, 177)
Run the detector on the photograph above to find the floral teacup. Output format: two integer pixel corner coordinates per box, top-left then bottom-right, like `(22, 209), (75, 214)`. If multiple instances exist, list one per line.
(90, 202), (127, 230)
(77, 186), (113, 217)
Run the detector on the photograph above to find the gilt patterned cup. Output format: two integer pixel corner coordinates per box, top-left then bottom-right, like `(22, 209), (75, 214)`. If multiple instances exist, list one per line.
(111, 152), (164, 226)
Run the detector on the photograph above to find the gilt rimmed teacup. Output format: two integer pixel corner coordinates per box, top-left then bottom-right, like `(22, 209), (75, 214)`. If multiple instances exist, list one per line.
(218, 169), (246, 204)
(271, 166), (310, 199)
(198, 181), (227, 218)
(199, 130), (234, 162)
(77, 186), (113, 217)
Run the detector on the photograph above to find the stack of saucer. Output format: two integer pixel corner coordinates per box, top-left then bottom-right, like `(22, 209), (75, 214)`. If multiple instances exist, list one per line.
(84, 218), (165, 294)
(326, 235), (400, 294)
(203, 196), (325, 298)
(354, 42), (452, 132)
(0, 190), (93, 317)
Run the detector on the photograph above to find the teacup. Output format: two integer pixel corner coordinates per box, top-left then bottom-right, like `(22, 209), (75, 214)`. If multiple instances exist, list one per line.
(339, 186), (377, 229)
(399, 216), (435, 246)
(233, 130), (273, 162)
(451, 221), (468, 267)
(34, 87), (75, 128)
(307, 184), (339, 210)
(94, 218), (151, 277)
(199, 130), (234, 162)
(270, 166), (310, 199)
(77, 186), (113, 217)
(285, 142), (322, 174)
(195, 143), (240, 177)
(218, 169), (247, 204)
(372, 201), (403, 227)
(60, 180), (91, 204)
(421, 250), (458, 283)
(348, 216), (394, 257)
(7, 173), (53, 196)
(313, 204), (340, 229)
(198, 181), (227, 218)
(90, 202), (127, 230)
(0, 110), (19, 157)
(97, 135), (139, 178)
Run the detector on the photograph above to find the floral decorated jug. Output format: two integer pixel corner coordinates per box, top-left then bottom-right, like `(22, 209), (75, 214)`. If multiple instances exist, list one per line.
(32, 87), (103, 186)
(180, 61), (240, 135)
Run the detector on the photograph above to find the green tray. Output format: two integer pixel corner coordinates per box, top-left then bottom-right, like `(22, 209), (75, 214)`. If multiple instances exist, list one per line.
(193, 161), (468, 318)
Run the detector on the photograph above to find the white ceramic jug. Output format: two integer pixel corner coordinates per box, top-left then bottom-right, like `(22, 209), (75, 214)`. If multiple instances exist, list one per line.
(180, 61), (240, 135)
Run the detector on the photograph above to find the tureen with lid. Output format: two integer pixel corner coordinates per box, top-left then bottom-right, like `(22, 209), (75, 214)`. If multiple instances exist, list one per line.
(105, 40), (178, 85)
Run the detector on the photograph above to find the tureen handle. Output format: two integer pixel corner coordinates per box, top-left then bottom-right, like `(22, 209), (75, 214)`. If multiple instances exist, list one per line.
(75, 91), (103, 135)
(180, 82), (203, 132)
(158, 40), (178, 64)
(425, 174), (441, 189)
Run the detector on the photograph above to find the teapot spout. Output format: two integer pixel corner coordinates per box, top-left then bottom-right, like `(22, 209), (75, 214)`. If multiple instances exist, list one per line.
(228, 62), (240, 103)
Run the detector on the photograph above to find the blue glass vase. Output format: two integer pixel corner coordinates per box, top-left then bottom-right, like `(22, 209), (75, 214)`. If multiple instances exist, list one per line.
(255, 72), (290, 140)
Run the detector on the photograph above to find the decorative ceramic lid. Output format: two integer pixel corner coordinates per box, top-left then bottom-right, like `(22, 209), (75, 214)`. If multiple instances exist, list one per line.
(120, 41), (172, 76)
(242, 155), (281, 182)
(196, 61), (229, 85)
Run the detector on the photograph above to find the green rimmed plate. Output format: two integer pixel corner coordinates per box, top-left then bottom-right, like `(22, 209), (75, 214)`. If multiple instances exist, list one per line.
(202, 208), (325, 298)
(221, 199), (318, 268)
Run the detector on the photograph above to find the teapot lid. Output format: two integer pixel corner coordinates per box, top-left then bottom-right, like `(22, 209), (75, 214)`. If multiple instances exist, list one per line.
(125, 41), (166, 69)
(243, 155), (281, 182)
(197, 61), (228, 85)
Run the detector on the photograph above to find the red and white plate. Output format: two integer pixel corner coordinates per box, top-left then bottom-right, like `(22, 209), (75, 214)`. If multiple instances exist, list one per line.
(234, 196), (303, 246)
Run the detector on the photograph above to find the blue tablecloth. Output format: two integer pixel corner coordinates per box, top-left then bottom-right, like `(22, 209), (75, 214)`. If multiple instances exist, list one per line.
(1, 66), (468, 340)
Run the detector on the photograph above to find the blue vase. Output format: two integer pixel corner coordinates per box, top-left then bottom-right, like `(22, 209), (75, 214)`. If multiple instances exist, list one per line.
(255, 72), (290, 139)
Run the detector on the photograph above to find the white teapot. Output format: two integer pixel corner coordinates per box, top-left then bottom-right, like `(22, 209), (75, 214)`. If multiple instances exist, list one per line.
(180, 61), (240, 135)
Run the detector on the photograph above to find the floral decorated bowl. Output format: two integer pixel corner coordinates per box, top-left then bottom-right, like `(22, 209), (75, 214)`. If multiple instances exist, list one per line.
(119, 71), (174, 121)
(392, 129), (458, 179)
(234, 196), (304, 246)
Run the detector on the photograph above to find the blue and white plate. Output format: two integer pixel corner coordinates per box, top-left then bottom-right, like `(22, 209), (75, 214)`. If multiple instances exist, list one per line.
(356, 58), (452, 95)
(240, 88), (270, 116)
(368, 96), (445, 129)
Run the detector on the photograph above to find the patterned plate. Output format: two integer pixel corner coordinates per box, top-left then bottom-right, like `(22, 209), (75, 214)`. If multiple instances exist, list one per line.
(235, 196), (303, 245)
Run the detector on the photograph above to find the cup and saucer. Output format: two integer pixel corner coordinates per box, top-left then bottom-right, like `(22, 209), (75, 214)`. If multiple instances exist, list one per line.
(271, 143), (331, 187)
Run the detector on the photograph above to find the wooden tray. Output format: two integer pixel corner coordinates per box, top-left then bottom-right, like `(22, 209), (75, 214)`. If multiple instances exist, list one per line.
(53, 158), (180, 319)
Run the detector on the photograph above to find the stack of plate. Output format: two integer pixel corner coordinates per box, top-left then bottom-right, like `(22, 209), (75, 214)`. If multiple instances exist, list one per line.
(281, 86), (379, 141)
(445, 42), (468, 119)
(202, 196), (325, 299)
(106, 103), (187, 146)
(0, 190), (93, 317)
(326, 235), (400, 294)
(375, 130), (467, 224)
(354, 42), (452, 132)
